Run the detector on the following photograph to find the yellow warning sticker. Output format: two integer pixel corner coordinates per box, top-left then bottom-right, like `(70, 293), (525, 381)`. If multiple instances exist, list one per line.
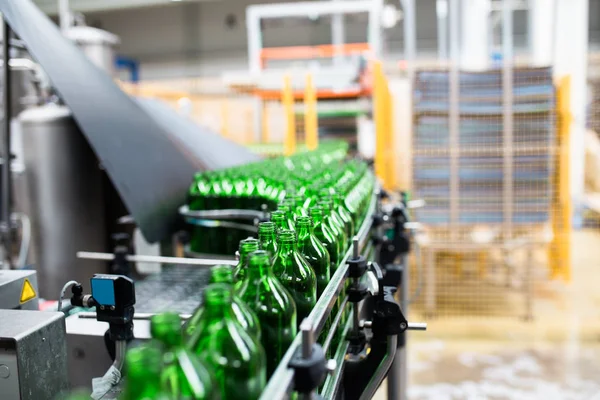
(20, 279), (36, 304)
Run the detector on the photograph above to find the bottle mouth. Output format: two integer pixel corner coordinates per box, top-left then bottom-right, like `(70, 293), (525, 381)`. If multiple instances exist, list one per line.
(209, 264), (234, 284)
(278, 229), (297, 243)
(125, 346), (162, 375)
(310, 206), (323, 217)
(318, 201), (332, 212)
(204, 283), (233, 305)
(270, 210), (285, 220)
(239, 237), (259, 255)
(277, 204), (291, 213)
(248, 249), (270, 267)
(150, 312), (182, 343)
(258, 222), (276, 233)
(296, 216), (311, 227)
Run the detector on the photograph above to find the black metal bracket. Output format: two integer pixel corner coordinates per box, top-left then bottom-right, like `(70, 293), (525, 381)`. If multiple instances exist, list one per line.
(111, 233), (132, 277)
(289, 343), (327, 396)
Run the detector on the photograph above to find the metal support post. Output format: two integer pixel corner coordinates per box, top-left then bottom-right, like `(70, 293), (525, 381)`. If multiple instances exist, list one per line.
(332, 0), (345, 65)
(388, 254), (408, 400)
(436, 0), (449, 60)
(1, 18), (12, 268)
(502, 0), (514, 240)
(283, 75), (296, 156)
(402, 0), (416, 77)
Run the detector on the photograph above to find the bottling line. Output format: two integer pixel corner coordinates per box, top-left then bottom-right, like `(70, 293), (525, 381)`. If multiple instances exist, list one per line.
(0, 1), (426, 399)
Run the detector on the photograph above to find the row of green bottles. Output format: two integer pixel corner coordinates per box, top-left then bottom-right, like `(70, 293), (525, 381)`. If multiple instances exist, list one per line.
(186, 141), (364, 256)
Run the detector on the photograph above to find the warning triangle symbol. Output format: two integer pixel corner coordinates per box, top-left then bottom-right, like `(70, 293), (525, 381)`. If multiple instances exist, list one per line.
(20, 279), (36, 304)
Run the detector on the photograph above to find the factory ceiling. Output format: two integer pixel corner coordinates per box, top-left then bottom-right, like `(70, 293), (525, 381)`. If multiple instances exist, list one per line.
(33, 0), (219, 15)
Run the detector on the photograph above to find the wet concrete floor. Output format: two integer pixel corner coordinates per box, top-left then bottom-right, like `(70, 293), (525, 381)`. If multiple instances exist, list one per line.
(374, 229), (600, 400)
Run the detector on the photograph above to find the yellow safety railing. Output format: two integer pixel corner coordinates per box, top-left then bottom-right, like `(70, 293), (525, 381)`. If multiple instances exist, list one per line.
(549, 75), (573, 281)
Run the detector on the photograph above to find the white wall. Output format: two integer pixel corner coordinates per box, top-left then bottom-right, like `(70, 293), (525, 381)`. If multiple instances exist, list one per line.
(84, 0), (599, 80)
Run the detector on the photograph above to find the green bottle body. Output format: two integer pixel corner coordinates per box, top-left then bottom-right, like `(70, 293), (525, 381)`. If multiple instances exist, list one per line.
(319, 200), (348, 255)
(150, 313), (216, 400)
(237, 250), (297, 376)
(189, 284), (266, 400)
(185, 265), (261, 341)
(311, 206), (340, 270)
(296, 216), (331, 298)
(120, 346), (171, 400)
(233, 238), (259, 289)
(272, 230), (317, 325)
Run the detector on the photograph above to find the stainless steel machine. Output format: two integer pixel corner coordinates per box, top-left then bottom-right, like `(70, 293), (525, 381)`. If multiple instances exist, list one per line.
(64, 26), (119, 76)
(0, 269), (39, 310)
(0, 309), (69, 399)
(19, 104), (106, 298)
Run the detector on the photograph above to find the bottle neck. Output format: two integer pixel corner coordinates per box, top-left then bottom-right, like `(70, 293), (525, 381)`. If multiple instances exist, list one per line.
(296, 217), (312, 241)
(246, 250), (273, 279)
(203, 284), (234, 319)
(239, 240), (259, 266)
(277, 230), (298, 254)
(125, 347), (162, 393)
(258, 223), (276, 243)
(209, 265), (234, 284)
(150, 313), (183, 349)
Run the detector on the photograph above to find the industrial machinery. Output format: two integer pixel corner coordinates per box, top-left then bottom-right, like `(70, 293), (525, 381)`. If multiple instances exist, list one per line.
(0, 309), (69, 399)
(0, 2), (426, 400)
(61, 182), (426, 400)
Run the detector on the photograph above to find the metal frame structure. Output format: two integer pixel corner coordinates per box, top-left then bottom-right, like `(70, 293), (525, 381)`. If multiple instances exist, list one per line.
(246, 0), (383, 74)
(1, 19), (13, 268)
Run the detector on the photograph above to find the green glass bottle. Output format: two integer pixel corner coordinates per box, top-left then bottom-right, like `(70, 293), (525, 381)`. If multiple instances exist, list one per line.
(270, 210), (287, 233)
(272, 229), (317, 325)
(333, 193), (355, 243)
(310, 205), (344, 344)
(232, 237), (259, 287)
(292, 195), (309, 217)
(150, 313), (216, 400)
(120, 345), (170, 400)
(237, 250), (297, 376)
(185, 265), (261, 341)
(310, 206), (339, 270)
(319, 199), (348, 255)
(189, 284), (267, 400)
(258, 221), (277, 259)
(278, 200), (296, 230)
(296, 216), (330, 298)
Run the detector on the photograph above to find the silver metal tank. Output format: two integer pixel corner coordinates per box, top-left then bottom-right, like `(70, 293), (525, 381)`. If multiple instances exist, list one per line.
(64, 26), (119, 76)
(18, 104), (106, 298)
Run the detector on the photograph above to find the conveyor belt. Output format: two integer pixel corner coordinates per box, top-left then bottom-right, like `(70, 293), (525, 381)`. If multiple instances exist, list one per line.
(0, 0), (259, 242)
(136, 98), (260, 171)
(133, 264), (211, 314)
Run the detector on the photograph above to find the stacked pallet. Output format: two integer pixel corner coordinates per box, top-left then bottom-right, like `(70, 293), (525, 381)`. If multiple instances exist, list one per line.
(412, 67), (555, 228)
